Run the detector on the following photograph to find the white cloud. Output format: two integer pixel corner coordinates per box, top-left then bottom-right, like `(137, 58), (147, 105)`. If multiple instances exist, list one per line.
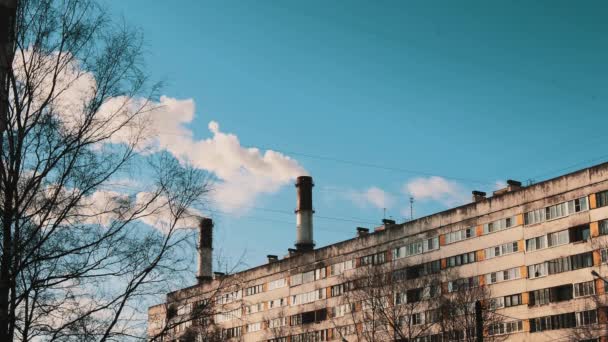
(14, 50), (308, 216)
(148, 113), (307, 213)
(346, 186), (395, 209)
(404, 176), (468, 207)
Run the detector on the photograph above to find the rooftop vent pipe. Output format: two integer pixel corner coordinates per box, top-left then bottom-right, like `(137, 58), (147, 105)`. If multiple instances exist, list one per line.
(196, 218), (213, 284)
(267, 255), (279, 263)
(295, 176), (315, 252)
(472, 191), (486, 202)
(507, 180), (522, 191)
(357, 227), (369, 237)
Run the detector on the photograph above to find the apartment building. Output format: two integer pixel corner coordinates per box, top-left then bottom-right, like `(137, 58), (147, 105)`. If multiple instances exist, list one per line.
(148, 163), (608, 342)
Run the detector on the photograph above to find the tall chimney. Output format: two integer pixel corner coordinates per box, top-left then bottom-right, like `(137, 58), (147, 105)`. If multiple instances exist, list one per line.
(197, 217), (213, 284)
(295, 176), (315, 252)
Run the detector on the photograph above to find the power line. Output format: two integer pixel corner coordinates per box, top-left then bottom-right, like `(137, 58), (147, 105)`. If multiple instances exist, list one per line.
(154, 131), (494, 185)
(255, 146), (495, 186)
(206, 199), (380, 226)
(531, 153), (608, 182)
(202, 208), (358, 234)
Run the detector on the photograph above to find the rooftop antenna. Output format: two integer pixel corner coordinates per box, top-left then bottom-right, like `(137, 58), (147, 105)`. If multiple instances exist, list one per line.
(409, 196), (414, 220)
(383, 208), (386, 220)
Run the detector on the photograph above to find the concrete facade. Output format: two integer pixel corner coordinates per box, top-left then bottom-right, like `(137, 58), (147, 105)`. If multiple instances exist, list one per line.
(148, 162), (608, 342)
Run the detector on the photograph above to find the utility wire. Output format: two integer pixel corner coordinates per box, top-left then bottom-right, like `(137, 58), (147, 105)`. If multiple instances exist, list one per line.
(155, 131), (494, 185)
(205, 198), (380, 225)
(203, 208), (358, 234)
(256, 146), (494, 186)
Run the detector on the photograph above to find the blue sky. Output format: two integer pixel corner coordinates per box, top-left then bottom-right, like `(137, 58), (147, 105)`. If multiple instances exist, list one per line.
(107, 1), (607, 275)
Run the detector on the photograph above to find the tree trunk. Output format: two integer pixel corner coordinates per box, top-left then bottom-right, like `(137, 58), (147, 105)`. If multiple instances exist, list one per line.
(0, 0), (17, 340)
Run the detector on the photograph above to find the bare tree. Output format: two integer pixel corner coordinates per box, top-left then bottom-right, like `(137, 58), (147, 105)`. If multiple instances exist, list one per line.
(330, 255), (511, 342)
(264, 307), (290, 341)
(147, 256), (250, 342)
(565, 235), (608, 341)
(331, 257), (442, 342)
(0, 0), (214, 340)
(436, 281), (507, 342)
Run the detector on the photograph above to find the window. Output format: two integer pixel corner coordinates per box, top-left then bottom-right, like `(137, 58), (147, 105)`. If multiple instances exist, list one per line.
(268, 317), (287, 328)
(600, 220), (608, 236)
(574, 281), (596, 298)
(215, 308), (242, 323)
(569, 225), (591, 242)
(291, 331), (329, 342)
(268, 297), (287, 309)
(448, 276), (479, 292)
(525, 208), (546, 225)
(302, 270), (315, 283)
(393, 237), (439, 260)
(446, 252), (476, 268)
(360, 251), (386, 266)
(246, 322), (261, 333)
(526, 235), (547, 251)
(489, 297), (504, 310)
(530, 288), (550, 306)
(544, 252), (593, 275)
(530, 312), (576, 332)
(485, 241), (518, 259)
(268, 338), (288, 342)
(291, 273), (303, 286)
(597, 190), (608, 208)
(216, 290), (241, 305)
(411, 312), (424, 325)
(332, 303), (354, 318)
(331, 281), (354, 297)
(445, 227), (476, 244)
(483, 216), (517, 234)
(291, 289), (325, 306)
(401, 260), (442, 280)
(504, 294), (522, 307)
(548, 230), (570, 246)
(246, 302), (264, 314)
(290, 267), (325, 287)
(245, 284), (264, 296)
(330, 259), (355, 276)
(291, 309), (327, 326)
(268, 278), (286, 291)
(525, 196), (588, 225)
(527, 229), (571, 252)
(488, 321), (523, 336)
(530, 285), (574, 306)
(333, 325), (356, 338)
(486, 267), (521, 284)
(576, 310), (598, 326)
(222, 326), (242, 338)
(528, 263), (548, 279)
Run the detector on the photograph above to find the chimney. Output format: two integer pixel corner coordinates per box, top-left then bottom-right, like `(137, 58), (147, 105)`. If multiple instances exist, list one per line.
(357, 227), (369, 237)
(267, 255), (279, 263)
(196, 218), (213, 284)
(295, 176), (315, 252)
(493, 180), (523, 196)
(472, 191), (486, 202)
(507, 180), (522, 191)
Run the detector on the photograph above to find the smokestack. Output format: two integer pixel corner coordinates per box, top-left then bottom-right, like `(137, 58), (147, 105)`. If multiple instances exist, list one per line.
(197, 218), (213, 284)
(295, 176), (315, 252)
